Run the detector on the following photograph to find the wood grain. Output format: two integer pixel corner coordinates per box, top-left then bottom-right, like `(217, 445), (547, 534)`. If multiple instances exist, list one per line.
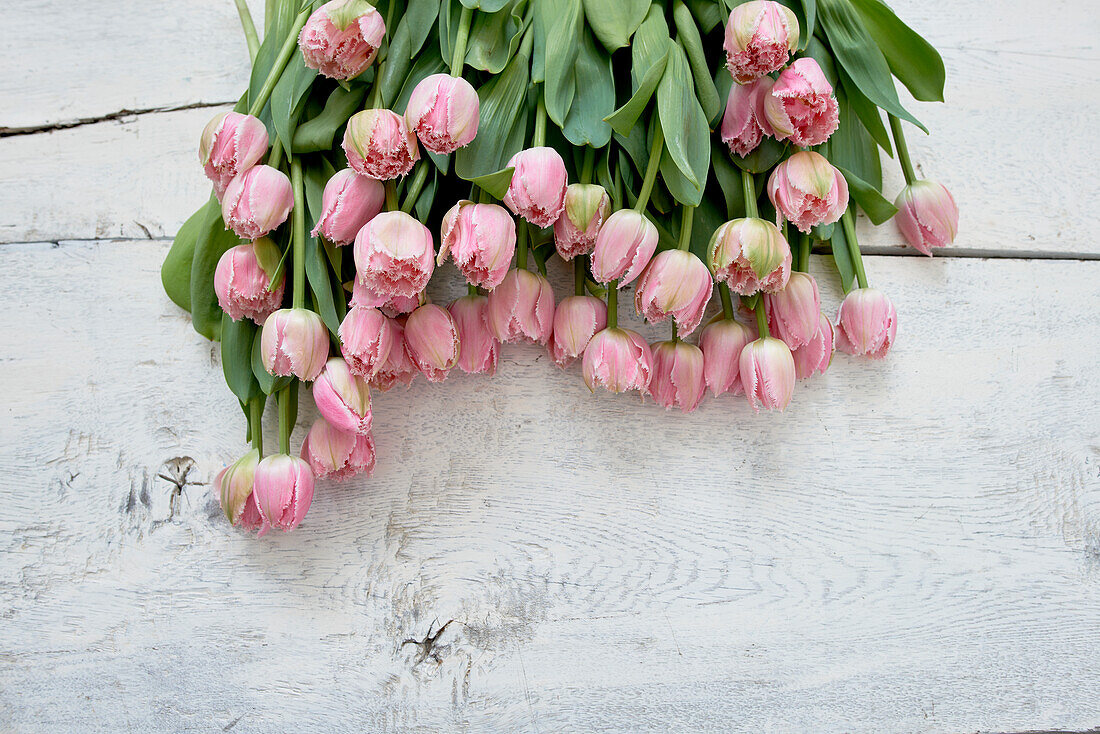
(1, 240), (1097, 732)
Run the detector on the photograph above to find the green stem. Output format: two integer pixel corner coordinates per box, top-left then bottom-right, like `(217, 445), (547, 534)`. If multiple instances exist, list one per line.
(841, 209), (869, 289)
(741, 169), (758, 219)
(467, 283), (478, 296)
(533, 97), (548, 148)
(798, 234), (811, 273)
(517, 222), (529, 270)
(384, 181), (398, 210)
(607, 279), (619, 328)
(400, 163), (431, 213)
(277, 386), (292, 455)
(677, 206), (695, 251)
(248, 8), (311, 117)
(718, 283), (735, 319)
(888, 115), (917, 186)
(580, 147), (596, 184)
(671, 322), (679, 342)
(574, 256), (586, 296)
(233, 0), (261, 63)
(248, 396), (265, 457)
(754, 300), (770, 338)
(634, 123), (665, 214)
(290, 158), (307, 308)
(451, 5), (474, 76)
(267, 135), (284, 169)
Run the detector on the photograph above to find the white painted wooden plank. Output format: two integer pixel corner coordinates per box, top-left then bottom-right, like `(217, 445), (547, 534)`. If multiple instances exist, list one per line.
(1, 240), (1098, 732)
(0, 0), (263, 130)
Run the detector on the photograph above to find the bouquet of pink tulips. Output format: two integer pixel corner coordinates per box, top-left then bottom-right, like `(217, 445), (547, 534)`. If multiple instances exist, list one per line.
(162, 0), (958, 535)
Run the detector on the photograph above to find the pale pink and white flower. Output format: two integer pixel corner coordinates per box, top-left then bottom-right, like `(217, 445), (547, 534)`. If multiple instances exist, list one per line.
(649, 340), (706, 413)
(739, 337), (796, 412)
(260, 308), (330, 381)
(214, 449), (261, 527)
(438, 200), (516, 290)
(311, 168), (385, 246)
(634, 249), (713, 336)
(298, 0), (386, 80)
(553, 184), (611, 261)
(503, 147), (568, 228)
(591, 209), (659, 286)
(312, 357), (373, 435)
(214, 239), (285, 323)
(699, 317), (756, 397)
(221, 165), (294, 240)
(582, 328), (653, 395)
(405, 73), (480, 154)
(200, 111), (269, 197)
(721, 77), (774, 158)
(768, 151), (849, 233)
(548, 295), (607, 369)
(448, 295), (498, 375)
(350, 279), (422, 316)
(353, 211), (435, 299)
(894, 180), (959, 256)
(343, 109), (419, 180)
(404, 303), (461, 382)
(791, 312), (834, 378)
(486, 269), (555, 345)
(708, 218), (791, 295)
(301, 417), (376, 481)
(764, 271), (821, 348)
(724, 0), (799, 83)
(835, 287), (897, 359)
(763, 58), (839, 147)
(371, 318), (418, 391)
(339, 305), (394, 379)
(252, 454), (315, 532)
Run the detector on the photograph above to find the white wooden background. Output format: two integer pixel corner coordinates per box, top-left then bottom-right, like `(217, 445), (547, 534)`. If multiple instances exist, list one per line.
(2, 2), (1099, 732)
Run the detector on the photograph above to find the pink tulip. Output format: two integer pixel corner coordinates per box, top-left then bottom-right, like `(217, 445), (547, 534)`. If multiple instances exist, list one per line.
(763, 58), (839, 147)
(252, 454), (315, 531)
(343, 109), (419, 180)
(791, 312), (834, 378)
(739, 337), (796, 412)
(894, 180), (959, 256)
(260, 308), (330, 381)
(404, 303), (461, 382)
(301, 417), (376, 481)
(299, 0), (386, 80)
(764, 271), (821, 348)
(221, 165), (294, 240)
(438, 200), (516, 290)
(582, 328), (653, 395)
(699, 317), (756, 396)
(634, 249), (713, 336)
(448, 295), (498, 375)
(214, 239), (285, 324)
(708, 218), (791, 295)
(591, 209), (659, 286)
(311, 168), (385, 246)
(214, 448), (260, 527)
(503, 147), (568, 228)
(312, 357), (373, 435)
(721, 77), (774, 158)
(339, 305), (394, 378)
(724, 0), (799, 83)
(768, 151), (849, 234)
(372, 318), (418, 391)
(486, 269), (555, 345)
(835, 287), (897, 359)
(548, 295), (607, 368)
(237, 490), (270, 536)
(199, 111), (269, 197)
(353, 210), (435, 299)
(553, 184), (611, 261)
(650, 341), (707, 413)
(404, 73), (480, 154)
(350, 279), (421, 316)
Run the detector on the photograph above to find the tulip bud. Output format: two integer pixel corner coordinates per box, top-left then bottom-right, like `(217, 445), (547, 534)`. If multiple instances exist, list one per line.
(299, 0), (386, 80)
(582, 328), (654, 395)
(343, 109), (419, 180)
(372, 318), (418, 390)
(894, 180), (959, 256)
(548, 295), (607, 369)
(699, 317), (756, 397)
(311, 168), (385, 246)
(791, 312), (834, 378)
(763, 58), (839, 147)
(835, 287), (897, 359)
(339, 305), (394, 378)
(301, 417), (376, 481)
(237, 491), (270, 536)
(312, 357), (373, 435)
(261, 308), (330, 381)
(709, 218), (791, 296)
(553, 184), (611, 261)
(486, 269), (555, 345)
(403, 304), (461, 382)
(763, 271), (821, 348)
(200, 111), (269, 197)
(438, 200), (516, 290)
(350, 279), (421, 316)
(405, 73), (480, 154)
(721, 77), (774, 158)
(739, 337), (796, 412)
(768, 151), (849, 234)
(503, 147), (568, 228)
(214, 239), (285, 324)
(650, 341), (707, 413)
(591, 209), (659, 286)
(634, 249), (713, 336)
(353, 210), (435, 299)
(448, 295), (498, 375)
(724, 0), (799, 84)
(252, 454), (315, 531)
(221, 165), (294, 240)
(214, 448), (260, 526)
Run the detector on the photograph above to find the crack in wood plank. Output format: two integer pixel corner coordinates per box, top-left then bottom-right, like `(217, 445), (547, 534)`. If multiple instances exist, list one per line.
(0, 101), (234, 138)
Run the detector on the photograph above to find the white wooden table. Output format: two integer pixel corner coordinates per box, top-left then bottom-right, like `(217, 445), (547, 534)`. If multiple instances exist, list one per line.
(2, 2), (1098, 732)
